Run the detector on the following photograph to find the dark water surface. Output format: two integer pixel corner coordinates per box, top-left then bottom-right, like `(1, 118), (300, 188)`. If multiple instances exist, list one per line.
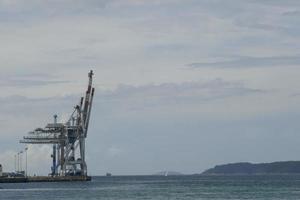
(1, 175), (300, 199)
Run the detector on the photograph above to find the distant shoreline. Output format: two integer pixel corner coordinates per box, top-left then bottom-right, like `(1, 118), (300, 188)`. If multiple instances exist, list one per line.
(201, 161), (300, 175)
(89, 173), (300, 177)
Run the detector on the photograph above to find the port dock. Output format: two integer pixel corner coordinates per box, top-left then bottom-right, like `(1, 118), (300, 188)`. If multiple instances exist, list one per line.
(0, 176), (91, 183)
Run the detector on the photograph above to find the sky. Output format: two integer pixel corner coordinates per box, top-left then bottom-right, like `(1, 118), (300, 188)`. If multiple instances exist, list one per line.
(1, 0), (300, 175)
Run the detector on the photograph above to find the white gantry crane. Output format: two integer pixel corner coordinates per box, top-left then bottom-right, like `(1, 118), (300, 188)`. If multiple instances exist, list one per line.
(20, 70), (95, 177)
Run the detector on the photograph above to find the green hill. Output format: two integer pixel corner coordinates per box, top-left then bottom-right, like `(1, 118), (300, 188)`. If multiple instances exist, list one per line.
(202, 161), (300, 175)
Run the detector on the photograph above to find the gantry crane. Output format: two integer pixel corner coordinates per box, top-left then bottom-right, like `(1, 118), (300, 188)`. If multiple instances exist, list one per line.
(20, 70), (95, 176)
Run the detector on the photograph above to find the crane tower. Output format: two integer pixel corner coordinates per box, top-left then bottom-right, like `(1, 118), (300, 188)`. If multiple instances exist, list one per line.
(20, 70), (95, 176)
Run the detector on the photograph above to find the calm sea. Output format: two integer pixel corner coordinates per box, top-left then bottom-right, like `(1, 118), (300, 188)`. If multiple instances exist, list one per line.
(1, 175), (300, 199)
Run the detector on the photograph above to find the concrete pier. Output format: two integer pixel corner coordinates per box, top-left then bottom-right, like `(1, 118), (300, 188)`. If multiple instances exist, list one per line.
(0, 176), (91, 183)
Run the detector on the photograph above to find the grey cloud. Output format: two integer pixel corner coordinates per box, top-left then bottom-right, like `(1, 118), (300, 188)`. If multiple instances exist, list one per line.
(0, 94), (77, 118)
(0, 74), (70, 87)
(0, 80), (264, 117)
(0, 0), (110, 25)
(250, 0), (300, 7)
(235, 21), (287, 32)
(12, 73), (57, 78)
(193, 1), (300, 37)
(282, 10), (300, 17)
(233, 19), (300, 37)
(95, 80), (265, 114)
(0, 79), (69, 87)
(289, 93), (300, 98)
(0, 95), (71, 104)
(187, 56), (300, 69)
(0, 0), (109, 15)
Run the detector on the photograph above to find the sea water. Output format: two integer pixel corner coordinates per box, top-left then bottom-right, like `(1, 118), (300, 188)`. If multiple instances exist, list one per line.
(1, 175), (300, 199)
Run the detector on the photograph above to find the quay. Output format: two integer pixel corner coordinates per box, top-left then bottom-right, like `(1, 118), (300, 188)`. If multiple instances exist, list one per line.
(0, 176), (91, 183)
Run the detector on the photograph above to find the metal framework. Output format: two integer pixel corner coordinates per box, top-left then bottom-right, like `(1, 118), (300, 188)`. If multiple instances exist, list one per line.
(20, 70), (95, 176)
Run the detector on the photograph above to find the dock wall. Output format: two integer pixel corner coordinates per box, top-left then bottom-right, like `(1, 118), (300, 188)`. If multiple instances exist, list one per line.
(0, 176), (91, 183)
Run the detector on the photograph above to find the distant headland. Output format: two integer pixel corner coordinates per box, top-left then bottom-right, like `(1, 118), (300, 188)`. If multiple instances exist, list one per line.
(202, 161), (300, 175)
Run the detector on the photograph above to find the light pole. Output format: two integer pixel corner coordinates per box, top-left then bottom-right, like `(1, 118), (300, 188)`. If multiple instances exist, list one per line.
(14, 154), (17, 172)
(25, 147), (28, 177)
(19, 151), (23, 173)
(17, 152), (20, 172)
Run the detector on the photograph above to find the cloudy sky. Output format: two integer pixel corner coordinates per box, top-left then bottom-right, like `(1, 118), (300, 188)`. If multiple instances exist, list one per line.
(1, 0), (300, 175)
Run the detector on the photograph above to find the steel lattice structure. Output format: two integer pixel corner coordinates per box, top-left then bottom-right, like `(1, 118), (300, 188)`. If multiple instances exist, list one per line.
(20, 70), (95, 176)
